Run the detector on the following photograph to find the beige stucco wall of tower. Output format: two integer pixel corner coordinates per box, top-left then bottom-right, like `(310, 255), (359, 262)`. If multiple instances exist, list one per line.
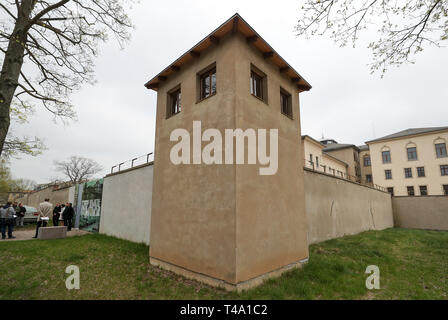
(146, 14), (312, 290)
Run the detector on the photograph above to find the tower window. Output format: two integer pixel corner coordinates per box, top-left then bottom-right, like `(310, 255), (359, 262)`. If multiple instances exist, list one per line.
(199, 67), (216, 100)
(167, 87), (181, 118)
(280, 88), (292, 118)
(250, 65), (267, 102)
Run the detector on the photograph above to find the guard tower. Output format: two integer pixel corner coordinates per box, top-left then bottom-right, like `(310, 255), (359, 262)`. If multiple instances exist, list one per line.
(145, 13), (312, 291)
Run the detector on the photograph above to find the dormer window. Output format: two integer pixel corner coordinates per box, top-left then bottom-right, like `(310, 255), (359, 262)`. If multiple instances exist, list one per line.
(382, 150), (391, 163)
(407, 147), (418, 161)
(435, 143), (447, 158)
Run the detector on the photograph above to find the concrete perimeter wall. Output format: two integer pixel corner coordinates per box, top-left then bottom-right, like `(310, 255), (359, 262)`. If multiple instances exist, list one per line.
(392, 196), (448, 231)
(98, 166), (395, 246)
(99, 163), (154, 245)
(16, 186), (69, 209)
(304, 169), (394, 244)
(51, 187), (71, 206)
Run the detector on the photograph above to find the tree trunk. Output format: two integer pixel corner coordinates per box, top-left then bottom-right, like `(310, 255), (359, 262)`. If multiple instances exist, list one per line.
(0, 0), (35, 156)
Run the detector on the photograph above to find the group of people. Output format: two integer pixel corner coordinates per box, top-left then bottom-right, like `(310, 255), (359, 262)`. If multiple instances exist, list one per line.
(0, 197), (76, 240)
(52, 202), (75, 230)
(0, 202), (26, 240)
(33, 199), (75, 238)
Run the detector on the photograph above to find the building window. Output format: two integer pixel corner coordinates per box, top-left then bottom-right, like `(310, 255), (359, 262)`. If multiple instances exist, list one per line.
(363, 156), (371, 167)
(407, 186), (415, 196)
(250, 66), (267, 102)
(315, 156), (319, 169)
(280, 89), (292, 118)
(404, 168), (413, 178)
(309, 154), (313, 164)
(382, 151), (391, 164)
(167, 87), (181, 118)
(199, 66), (216, 100)
(385, 169), (392, 180)
(417, 167), (425, 177)
(407, 147), (418, 161)
(436, 143), (447, 158)
(443, 185), (448, 195)
(366, 174), (372, 183)
(419, 186), (428, 196)
(387, 187), (394, 196)
(441, 165), (448, 176)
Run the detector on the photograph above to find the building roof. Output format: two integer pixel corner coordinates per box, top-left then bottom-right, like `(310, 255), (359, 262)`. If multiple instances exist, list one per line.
(323, 143), (358, 152)
(302, 135), (349, 167)
(301, 135), (325, 148)
(144, 13), (312, 92)
(366, 126), (448, 144)
(358, 145), (369, 151)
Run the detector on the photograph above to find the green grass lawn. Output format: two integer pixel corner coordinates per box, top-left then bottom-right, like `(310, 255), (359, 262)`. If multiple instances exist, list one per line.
(1, 228), (447, 300)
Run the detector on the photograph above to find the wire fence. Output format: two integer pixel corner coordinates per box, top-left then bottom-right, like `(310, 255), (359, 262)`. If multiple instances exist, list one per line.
(110, 153), (154, 174)
(110, 155), (387, 191)
(304, 159), (388, 193)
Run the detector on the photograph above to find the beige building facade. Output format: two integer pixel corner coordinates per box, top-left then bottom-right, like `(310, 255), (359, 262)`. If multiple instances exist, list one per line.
(321, 139), (362, 183)
(145, 14), (312, 290)
(359, 145), (373, 186)
(366, 127), (448, 196)
(302, 135), (348, 177)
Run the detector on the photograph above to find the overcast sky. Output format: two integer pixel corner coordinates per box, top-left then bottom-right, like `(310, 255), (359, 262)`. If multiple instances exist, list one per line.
(8, 0), (448, 183)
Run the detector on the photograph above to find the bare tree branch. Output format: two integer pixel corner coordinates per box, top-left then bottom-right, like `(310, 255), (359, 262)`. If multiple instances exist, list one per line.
(295, 0), (448, 74)
(54, 155), (103, 183)
(0, 0), (134, 157)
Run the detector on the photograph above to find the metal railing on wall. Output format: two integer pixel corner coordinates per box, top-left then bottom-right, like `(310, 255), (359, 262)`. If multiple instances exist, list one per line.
(303, 159), (388, 193)
(110, 153), (154, 174)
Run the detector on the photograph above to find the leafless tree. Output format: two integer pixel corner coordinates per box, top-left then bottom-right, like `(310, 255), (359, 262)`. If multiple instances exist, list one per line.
(9, 177), (37, 191)
(0, 1), (134, 157)
(54, 155), (102, 183)
(295, 0), (448, 74)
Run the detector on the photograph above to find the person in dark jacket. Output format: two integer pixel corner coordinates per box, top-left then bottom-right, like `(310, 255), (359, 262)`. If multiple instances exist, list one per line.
(1, 202), (16, 239)
(12, 202), (18, 226)
(53, 204), (61, 227)
(63, 203), (75, 231)
(16, 203), (26, 227)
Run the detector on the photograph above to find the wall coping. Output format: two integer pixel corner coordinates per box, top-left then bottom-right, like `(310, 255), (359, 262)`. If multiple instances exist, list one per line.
(303, 167), (390, 195)
(393, 195), (448, 199)
(105, 162), (154, 178)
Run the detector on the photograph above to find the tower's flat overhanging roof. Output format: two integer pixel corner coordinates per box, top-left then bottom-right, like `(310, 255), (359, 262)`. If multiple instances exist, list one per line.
(144, 13), (312, 92)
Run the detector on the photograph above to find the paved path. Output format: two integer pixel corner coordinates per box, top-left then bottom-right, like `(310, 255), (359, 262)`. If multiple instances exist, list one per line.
(2, 229), (89, 241)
